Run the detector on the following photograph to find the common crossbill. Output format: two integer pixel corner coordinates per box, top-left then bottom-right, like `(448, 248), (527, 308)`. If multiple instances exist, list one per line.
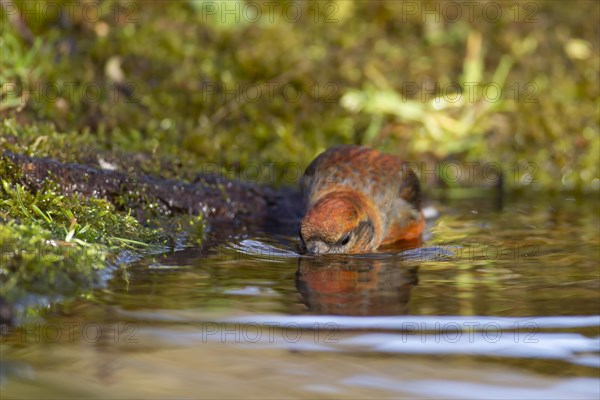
(300, 145), (424, 254)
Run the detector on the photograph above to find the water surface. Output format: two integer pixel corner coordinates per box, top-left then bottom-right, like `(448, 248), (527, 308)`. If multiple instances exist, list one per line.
(1, 194), (599, 399)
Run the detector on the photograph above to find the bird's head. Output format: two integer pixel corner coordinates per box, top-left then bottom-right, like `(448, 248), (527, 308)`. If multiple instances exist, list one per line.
(300, 191), (378, 254)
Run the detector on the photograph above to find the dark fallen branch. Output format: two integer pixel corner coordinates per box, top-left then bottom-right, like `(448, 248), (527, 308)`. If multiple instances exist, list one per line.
(2, 151), (304, 230)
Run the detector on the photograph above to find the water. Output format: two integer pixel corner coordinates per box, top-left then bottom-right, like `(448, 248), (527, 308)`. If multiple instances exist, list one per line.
(1, 194), (599, 399)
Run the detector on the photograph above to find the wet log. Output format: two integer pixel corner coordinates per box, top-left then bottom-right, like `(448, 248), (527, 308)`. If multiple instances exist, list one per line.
(1, 151), (304, 230)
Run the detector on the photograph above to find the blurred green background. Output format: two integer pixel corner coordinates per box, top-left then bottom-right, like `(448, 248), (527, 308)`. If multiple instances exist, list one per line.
(1, 0), (598, 190)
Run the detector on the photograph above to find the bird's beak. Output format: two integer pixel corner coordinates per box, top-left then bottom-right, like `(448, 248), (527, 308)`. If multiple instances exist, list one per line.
(305, 240), (330, 255)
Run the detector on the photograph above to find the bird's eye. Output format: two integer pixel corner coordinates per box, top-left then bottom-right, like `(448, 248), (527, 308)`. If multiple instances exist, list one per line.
(340, 233), (351, 246)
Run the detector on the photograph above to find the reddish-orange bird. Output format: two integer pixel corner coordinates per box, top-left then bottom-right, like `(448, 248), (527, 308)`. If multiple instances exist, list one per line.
(300, 145), (424, 254)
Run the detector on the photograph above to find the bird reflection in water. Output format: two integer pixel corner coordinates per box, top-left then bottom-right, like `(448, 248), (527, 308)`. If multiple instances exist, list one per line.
(296, 240), (422, 316)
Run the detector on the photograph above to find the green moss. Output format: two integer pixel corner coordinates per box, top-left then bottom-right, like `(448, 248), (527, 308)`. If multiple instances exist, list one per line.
(0, 140), (205, 308)
(1, 179), (160, 248)
(0, 220), (106, 301)
(0, 181), (205, 307)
